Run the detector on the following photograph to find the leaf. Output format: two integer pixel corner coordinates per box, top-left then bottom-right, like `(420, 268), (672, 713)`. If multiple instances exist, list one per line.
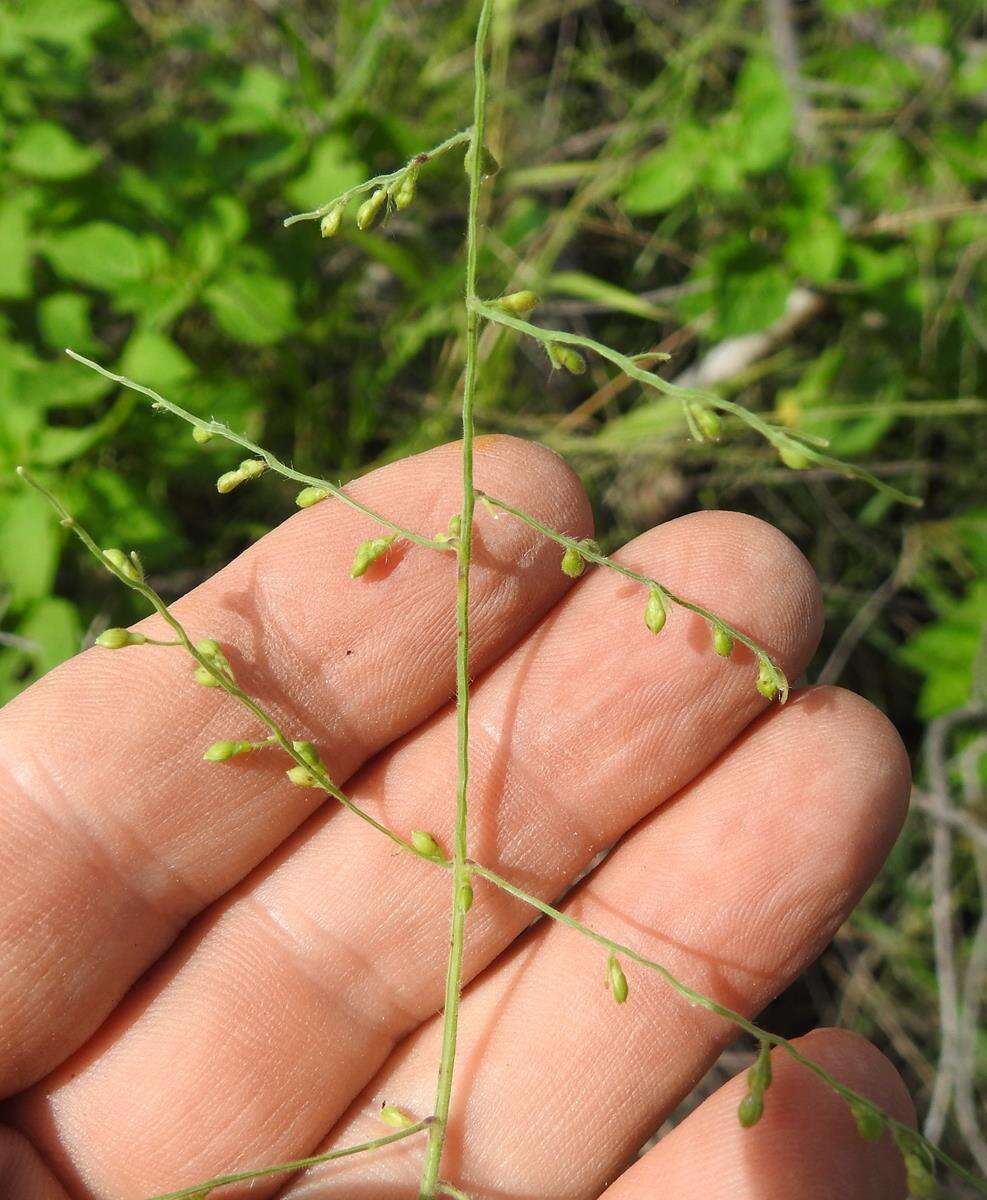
(285, 134), (365, 211)
(38, 292), (98, 353)
(784, 212), (845, 284)
(17, 597), (82, 677)
(33, 423), (114, 466)
(714, 262), (791, 338)
(203, 268), (297, 346)
(0, 489), (59, 609)
(81, 468), (179, 553)
(10, 121), (101, 180)
(12, 0), (115, 52)
(900, 581), (987, 718)
(733, 56), (793, 173)
(19, 359), (113, 410)
(592, 397), (684, 448)
(118, 329), (195, 389)
(0, 195), (32, 299)
(622, 126), (706, 215)
(43, 222), (146, 291)
(220, 65), (290, 135)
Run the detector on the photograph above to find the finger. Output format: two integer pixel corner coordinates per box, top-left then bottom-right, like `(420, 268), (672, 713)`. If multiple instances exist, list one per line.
(0, 1127), (70, 1200)
(14, 512), (822, 1198)
(601, 1029), (913, 1200)
(280, 686), (910, 1198)
(0, 435), (591, 1094)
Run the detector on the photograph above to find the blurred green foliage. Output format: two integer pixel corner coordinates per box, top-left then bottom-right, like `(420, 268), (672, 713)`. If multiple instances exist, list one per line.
(0, 0), (985, 1173)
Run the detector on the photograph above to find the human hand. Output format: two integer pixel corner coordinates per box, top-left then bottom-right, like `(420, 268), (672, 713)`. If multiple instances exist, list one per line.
(0, 438), (913, 1199)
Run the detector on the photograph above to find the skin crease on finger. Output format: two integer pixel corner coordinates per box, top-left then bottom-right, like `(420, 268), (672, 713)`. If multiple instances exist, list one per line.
(272, 687), (910, 1200)
(599, 1028), (915, 1200)
(0, 436), (593, 1097)
(0, 1128), (69, 1200)
(8, 511), (824, 1198)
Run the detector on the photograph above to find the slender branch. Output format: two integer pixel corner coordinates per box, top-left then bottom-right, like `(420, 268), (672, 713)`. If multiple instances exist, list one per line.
(282, 128), (473, 227)
(467, 860), (987, 1196)
(418, 4), (494, 1196)
(923, 705), (987, 1146)
(63, 352), (448, 552)
(18, 469), (985, 1199)
(470, 300), (922, 508)
(16, 469), (425, 861)
(477, 490), (788, 698)
(439, 1183), (475, 1200)
(145, 1121), (431, 1199)
(955, 736), (987, 1174)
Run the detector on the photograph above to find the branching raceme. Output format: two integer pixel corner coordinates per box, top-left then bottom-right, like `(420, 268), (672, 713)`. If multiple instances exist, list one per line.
(26, 3), (975, 1199)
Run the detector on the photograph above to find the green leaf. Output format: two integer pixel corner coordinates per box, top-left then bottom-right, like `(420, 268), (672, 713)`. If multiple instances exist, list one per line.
(0, 195), (33, 299)
(33, 423), (114, 466)
(285, 134), (364, 211)
(10, 121), (101, 180)
(38, 292), (98, 354)
(784, 212), (845, 284)
(20, 359), (113, 410)
(733, 56), (793, 173)
(220, 65), (289, 135)
(12, 0), (115, 52)
(17, 597), (82, 677)
(43, 222), (146, 291)
(118, 329), (195, 389)
(203, 268), (297, 346)
(900, 581), (987, 718)
(81, 468), (179, 553)
(622, 126), (706, 215)
(714, 262), (791, 338)
(0, 489), (59, 608)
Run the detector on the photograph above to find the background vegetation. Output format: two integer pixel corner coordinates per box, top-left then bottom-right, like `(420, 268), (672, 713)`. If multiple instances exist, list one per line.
(0, 0), (984, 1189)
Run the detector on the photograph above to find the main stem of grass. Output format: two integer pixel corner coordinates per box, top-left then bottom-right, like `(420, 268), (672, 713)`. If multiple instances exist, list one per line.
(418, 2), (494, 1196)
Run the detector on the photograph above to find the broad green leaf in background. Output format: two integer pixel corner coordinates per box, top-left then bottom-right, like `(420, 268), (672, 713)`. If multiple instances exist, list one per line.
(10, 0), (116, 52)
(285, 134), (365, 211)
(622, 124), (706, 215)
(784, 211), (846, 285)
(9, 121), (101, 180)
(17, 596), (82, 677)
(733, 56), (793, 173)
(203, 268), (297, 346)
(119, 329), (195, 389)
(0, 195), (33, 299)
(901, 580), (987, 719)
(43, 222), (146, 292)
(220, 65), (290, 135)
(38, 293), (99, 354)
(80, 468), (179, 554)
(0, 489), (59, 608)
(713, 261), (791, 338)
(18, 359), (113, 411)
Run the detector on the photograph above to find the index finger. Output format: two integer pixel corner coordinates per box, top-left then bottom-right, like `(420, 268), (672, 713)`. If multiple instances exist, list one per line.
(0, 435), (590, 1096)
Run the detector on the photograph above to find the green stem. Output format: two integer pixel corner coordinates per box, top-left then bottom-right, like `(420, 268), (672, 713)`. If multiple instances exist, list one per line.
(438, 1183), (475, 1200)
(283, 128), (473, 227)
(18, 466), (985, 1197)
(63, 352), (448, 552)
(418, 3), (494, 1196)
(17, 468), (420, 859)
(476, 489), (786, 694)
(470, 301), (921, 508)
(466, 861), (987, 1196)
(145, 1120), (431, 1199)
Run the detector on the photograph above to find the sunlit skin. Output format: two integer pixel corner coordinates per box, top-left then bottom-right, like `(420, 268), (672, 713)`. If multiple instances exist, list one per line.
(0, 438), (912, 1199)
